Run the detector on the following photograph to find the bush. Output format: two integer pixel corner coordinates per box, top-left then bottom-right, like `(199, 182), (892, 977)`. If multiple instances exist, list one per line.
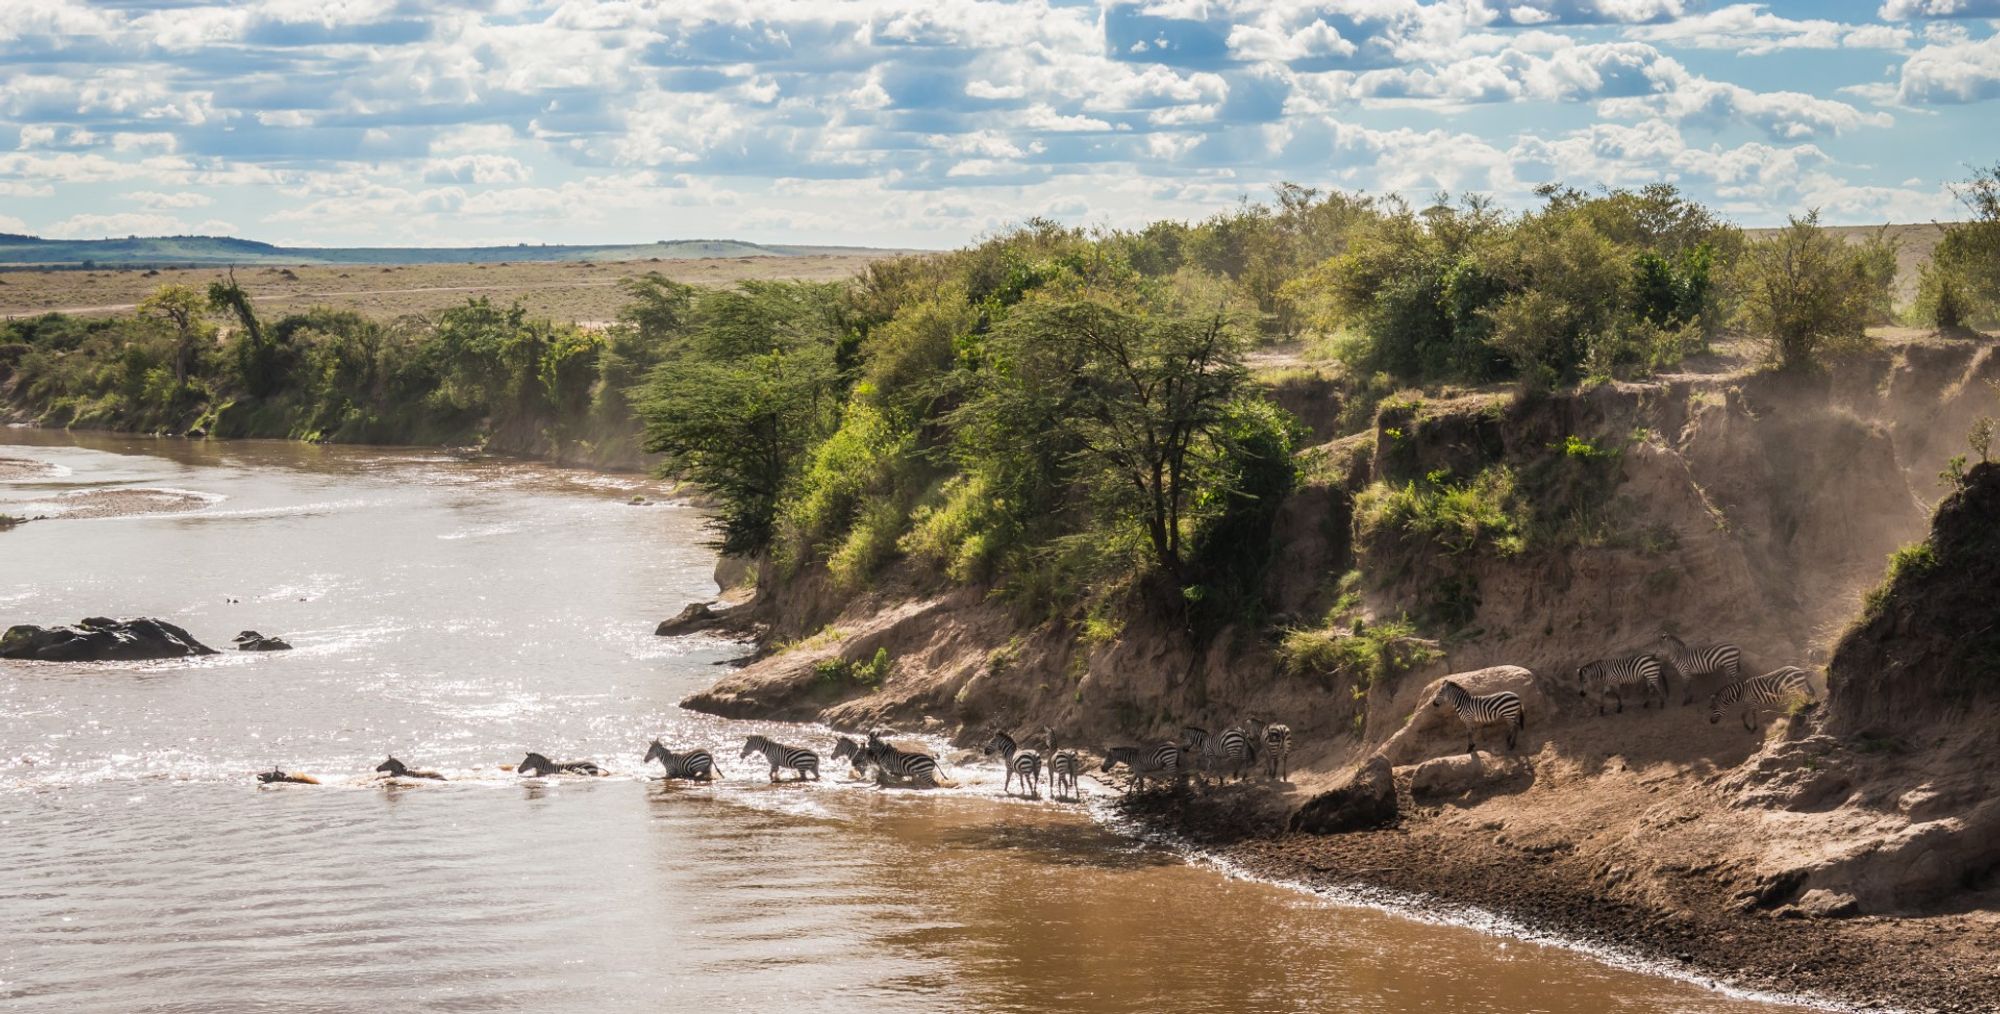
(1733, 211), (1881, 371)
(1356, 467), (1523, 557)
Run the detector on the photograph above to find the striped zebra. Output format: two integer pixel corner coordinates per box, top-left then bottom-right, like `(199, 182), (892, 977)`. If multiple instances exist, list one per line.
(1252, 721), (1292, 781)
(1577, 654), (1668, 714)
(1099, 743), (1182, 792)
(1429, 680), (1526, 755)
(862, 732), (956, 789)
(982, 730), (1042, 798)
(1178, 726), (1216, 785)
(1042, 727), (1081, 801)
(1182, 725), (1257, 783)
(643, 740), (717, 781)
(1658, 632), (1744, 706)
(739, 735), (820, 782)
(1709, 666), (1816, 731)
(832, 735), (869, 777)
(518, 752), (605, 777)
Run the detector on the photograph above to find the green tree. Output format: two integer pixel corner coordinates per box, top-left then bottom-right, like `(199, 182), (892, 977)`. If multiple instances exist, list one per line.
(639, 283), (845, 555)
(137, 284), (211, 386)
(971, 294), (1251, 583)
(1734, 211), (1880, 371)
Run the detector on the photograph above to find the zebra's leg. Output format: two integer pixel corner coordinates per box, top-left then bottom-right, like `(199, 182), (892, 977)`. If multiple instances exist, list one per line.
(1743, 707), (1757, 733)
(1612, 688), (1624, 714)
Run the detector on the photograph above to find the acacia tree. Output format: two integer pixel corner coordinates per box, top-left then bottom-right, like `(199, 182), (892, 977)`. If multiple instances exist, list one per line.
(137, 284), (211, 386)
(974, 295), (1251, 583)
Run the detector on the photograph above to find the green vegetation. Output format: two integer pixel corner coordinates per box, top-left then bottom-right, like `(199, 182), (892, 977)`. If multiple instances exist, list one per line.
(1917, 163), (2000, 331)
(0, 176), (1961, 647)
(814, 647), (894, 689)
(1733, 211), (1891, 371)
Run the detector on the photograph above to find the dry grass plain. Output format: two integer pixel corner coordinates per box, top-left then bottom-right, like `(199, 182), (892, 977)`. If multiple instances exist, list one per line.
(0, 252), (909, 324)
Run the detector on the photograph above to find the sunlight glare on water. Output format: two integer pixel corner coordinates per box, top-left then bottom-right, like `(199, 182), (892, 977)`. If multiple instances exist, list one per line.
(0, 431), (1811, 1013)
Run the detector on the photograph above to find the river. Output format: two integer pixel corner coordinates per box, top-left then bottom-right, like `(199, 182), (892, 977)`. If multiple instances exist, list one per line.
(0, 431), (1813, 1013)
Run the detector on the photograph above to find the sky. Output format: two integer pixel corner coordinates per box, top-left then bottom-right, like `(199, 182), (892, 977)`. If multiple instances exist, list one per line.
(0, 0), (1996, 249)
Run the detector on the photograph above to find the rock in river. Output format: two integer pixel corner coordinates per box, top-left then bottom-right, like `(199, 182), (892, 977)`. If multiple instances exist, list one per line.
(1, 617), (217, 662)
(233, 630), (294, 652)
(655, 601), (722, 636)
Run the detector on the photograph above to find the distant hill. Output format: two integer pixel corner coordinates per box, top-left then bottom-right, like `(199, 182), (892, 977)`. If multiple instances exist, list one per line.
(0, 233), (908, 268)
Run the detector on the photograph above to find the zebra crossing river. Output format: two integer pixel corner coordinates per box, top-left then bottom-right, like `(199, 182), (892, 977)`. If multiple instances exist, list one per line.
(0, 431), (1817, 1013)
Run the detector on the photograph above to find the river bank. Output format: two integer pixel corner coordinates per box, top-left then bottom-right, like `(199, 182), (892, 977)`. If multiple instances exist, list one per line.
(1114, 785), (2000, 1014)
(2, 432), (1820, 1013)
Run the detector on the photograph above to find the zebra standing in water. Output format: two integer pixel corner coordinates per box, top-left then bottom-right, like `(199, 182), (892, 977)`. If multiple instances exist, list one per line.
(1246, 719), (1292, 781)
(862, 732), (954, 788)
(643, 740), (717, 781)
(1099, 743), (1182, 792)
(1429, 680), (1526, 754)
(1658, 632), (1743, 706)
(739, 735), (820, 782)
(1042, 727), (1081, 801)
(1577, 654), (1668, 714)
(982, 730), (1042, 798)
(1709, 666), (1816, 731)
(832, 736), (869, 778)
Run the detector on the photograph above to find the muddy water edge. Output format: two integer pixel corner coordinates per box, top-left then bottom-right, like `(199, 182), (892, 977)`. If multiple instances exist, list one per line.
(0, 430), (1817, 1013)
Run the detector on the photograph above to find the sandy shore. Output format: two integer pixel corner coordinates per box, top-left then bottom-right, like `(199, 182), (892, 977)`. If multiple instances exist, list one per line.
(0, 455), (57, 479)
(1119, 789), (2000, 1014)
(21, 487), (216, 520)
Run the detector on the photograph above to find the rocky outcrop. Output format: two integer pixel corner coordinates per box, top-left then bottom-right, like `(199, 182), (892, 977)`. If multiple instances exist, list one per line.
(1289, 755), (1397, 833)
(655, 601), (722, 636)
(233, 630), (293, 652)
(1, 617), (216, 661)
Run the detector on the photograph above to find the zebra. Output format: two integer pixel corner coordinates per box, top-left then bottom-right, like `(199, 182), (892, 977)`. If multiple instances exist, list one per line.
(862, 732), (955, 789)
(982, 730), (1042, 798)
(1429, 680), (1526, 755)
(1099, 743), (1182, 792)
(1576, 654), (1668, 714)
(832, 735), (870, 777)
(519, 752), (606, 777)
(642, 740), (716, 781)
(739, 735), (820, 782)
(1042, 727), (1081, 801)
(375, 756), (446, 780)
(1658, 632), (1744, 706)
(1181, 725), (1256, 783)
(1709, 666), (1816, 731)
(1252, 721), (1292, 781)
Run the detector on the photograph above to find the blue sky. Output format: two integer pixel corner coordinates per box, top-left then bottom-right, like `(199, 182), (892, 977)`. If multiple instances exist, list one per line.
(0, 0), (1996, 248)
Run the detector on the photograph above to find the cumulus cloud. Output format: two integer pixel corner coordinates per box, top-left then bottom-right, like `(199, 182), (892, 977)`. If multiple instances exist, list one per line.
(1895, 33), (2000, 102)
(421, 154), (532, 184)
(1878, 0), (2000, 17)
(43, 211), (237, 238)
(126, 191), (214, 210)
(0, 0), (1974, 244)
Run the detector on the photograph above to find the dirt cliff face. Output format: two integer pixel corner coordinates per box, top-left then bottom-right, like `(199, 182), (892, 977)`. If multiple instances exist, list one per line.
(1827, 460), (2000, 735)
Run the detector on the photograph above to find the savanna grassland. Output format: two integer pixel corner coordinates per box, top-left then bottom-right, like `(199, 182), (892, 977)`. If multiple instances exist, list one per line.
(0, 253), (902, 324)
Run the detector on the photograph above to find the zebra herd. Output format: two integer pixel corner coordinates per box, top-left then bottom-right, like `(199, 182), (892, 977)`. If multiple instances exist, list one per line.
(1574, 632), (1818, 734)
(1095, 717), (1295, 794)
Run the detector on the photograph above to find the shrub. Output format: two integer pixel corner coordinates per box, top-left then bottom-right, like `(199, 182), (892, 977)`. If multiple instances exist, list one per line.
(1733, 211), (1881, 371)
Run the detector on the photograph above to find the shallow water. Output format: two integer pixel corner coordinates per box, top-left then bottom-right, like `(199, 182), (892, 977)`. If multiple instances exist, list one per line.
(0, 431), (1812, 1013)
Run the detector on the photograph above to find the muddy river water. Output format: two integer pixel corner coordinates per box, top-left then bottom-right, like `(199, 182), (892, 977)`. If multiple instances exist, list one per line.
(0, 431), (1813, 1013)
